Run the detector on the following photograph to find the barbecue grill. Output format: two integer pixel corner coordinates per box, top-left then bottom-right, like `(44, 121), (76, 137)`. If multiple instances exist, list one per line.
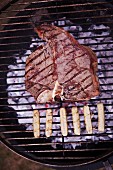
(0, 0), (113, 169)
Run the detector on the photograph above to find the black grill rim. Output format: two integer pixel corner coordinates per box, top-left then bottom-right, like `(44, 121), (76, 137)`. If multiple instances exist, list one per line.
(1, 138), (113, 168)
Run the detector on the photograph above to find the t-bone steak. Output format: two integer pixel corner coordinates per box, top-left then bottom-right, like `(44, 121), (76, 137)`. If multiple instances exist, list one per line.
(25, 24), (100, 103)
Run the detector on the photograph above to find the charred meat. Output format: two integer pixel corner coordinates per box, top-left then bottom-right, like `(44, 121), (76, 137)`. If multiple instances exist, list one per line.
(25, 24), (99, 103)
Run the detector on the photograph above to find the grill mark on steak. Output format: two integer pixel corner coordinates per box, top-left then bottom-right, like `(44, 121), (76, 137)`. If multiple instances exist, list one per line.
(50, 33), (67, 43)
(62, 49), (87, 66)
(79, 79), (93, 98)
(72, 89), (84, 96)
(72, 84), (89, 99)
(63, 69), (86, 84)
(65, 68), (75, 77)
(27, 81), (52, 91)
(42, 28), (59, 40)
(26, 45), (50, 66)
(65, 58), (75, 67)
(81, 74), (92, 84)
(26, 56), (50, 74)
(27, 85), (44, 100)
(74, 52), (87, 59)
(26, 46), (44, 64)
(69, 90), (85, 97)
(26, 80), (41, 91)
(81, 76), (92, 88)
(26, 63), (53, 81)
(48, 32), (63, 40)
(56, 40), (73, 51)
(63, 69), (91, 98)
(65, 66), (78, 77)
(75, 69), (90, 81)
(55, 45), (74, 60)
(25, 24), (99, 103)
(39, 27), (55, 38)
(83, 81), (94, 92)
(26, 57), (49, 74)
(67, 75), (91, 93)
(37, 72), (53, 83)
(66, 75), (93, 99)
(64, 83), (86, 99)
(26, 50), (44, 66)
(67, 87), (84, 97)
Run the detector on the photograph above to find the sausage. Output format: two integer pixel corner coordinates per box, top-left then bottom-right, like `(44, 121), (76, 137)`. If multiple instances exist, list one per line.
(72, 107), (80, 135)
(83, 105), (93, 134)
(46, 109), (53, 137)
(97, 103), (105, 132)
(60, 108), (68, 136)
(33, 110), (40, 138)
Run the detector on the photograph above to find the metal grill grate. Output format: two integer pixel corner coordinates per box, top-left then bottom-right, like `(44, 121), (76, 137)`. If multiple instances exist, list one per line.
(0, 0), (113, 168)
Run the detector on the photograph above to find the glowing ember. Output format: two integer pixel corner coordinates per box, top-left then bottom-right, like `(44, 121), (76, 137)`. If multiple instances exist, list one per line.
(7, 21), (113, 149)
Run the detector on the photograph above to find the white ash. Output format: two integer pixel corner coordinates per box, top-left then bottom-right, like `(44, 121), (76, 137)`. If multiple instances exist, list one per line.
(6, 21), (113, 149)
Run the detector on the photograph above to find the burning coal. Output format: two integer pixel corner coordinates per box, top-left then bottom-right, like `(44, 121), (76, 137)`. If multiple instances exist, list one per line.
(7, 21), (113, 149)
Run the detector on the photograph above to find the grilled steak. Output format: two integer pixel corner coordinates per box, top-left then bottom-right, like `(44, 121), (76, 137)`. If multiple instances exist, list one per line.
(25, 43), (55, 103)
(25, 24), (99, 103)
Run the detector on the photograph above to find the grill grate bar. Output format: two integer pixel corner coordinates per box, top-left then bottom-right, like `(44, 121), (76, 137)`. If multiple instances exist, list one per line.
(0, 28), (111, 40)
(14, 1), (112, 7)
(1, 19), (113, 34)
(0, 112), (113, 119)
(0, 117), (33, 120)
(1, 90), (113, 99)
(0, 14), (35, 20)
(0, 9), (112, 21)
(0, 100), (113, 107)
(0, 89), (26, 93)
(0, 105), (113, 114)
(0, 83), (113, 93)
(1, 98), (113, 107)
(0, 116), (112, 123)
(5, 67), (113, 73)
(1, 61), (113, 68)
(0, 31), (112, 41)
(1, 40), (113, 48)
(3, 82), (113, 86)
(12, 142), (73, 146)
(0, 124), (113, 130)
(2, 4), (113, 13)
(0, 62), (113, 72)
(17, 148), (112, 152)
(15, 155), (95, 160)
(1, 21), (113, 34)
(11, 140), (113, 147)
(6, 137), (113, 143)
(0, 27), (32, 33)
(0, 82), (24, 86)
(0, 53), (113, 60)
(1, 46), (113, 53)
(0, 76), (25, 79)
(2, 67), (113, 75)
(2, 130), (113, 136)
(1, 69), (25, 72)
(99, 69), (113, 72)
(3, 73), (113, 80)
(0, 127), (101, 133)
(1, 21), (31, 26)
(0, 108), (56, 113)
(0, 63), (25, 66)
(1, 82), (113, 87)
(1, 14), (113, 27)
(0, 9), (111, 20)
(0, 115), (113, 120)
